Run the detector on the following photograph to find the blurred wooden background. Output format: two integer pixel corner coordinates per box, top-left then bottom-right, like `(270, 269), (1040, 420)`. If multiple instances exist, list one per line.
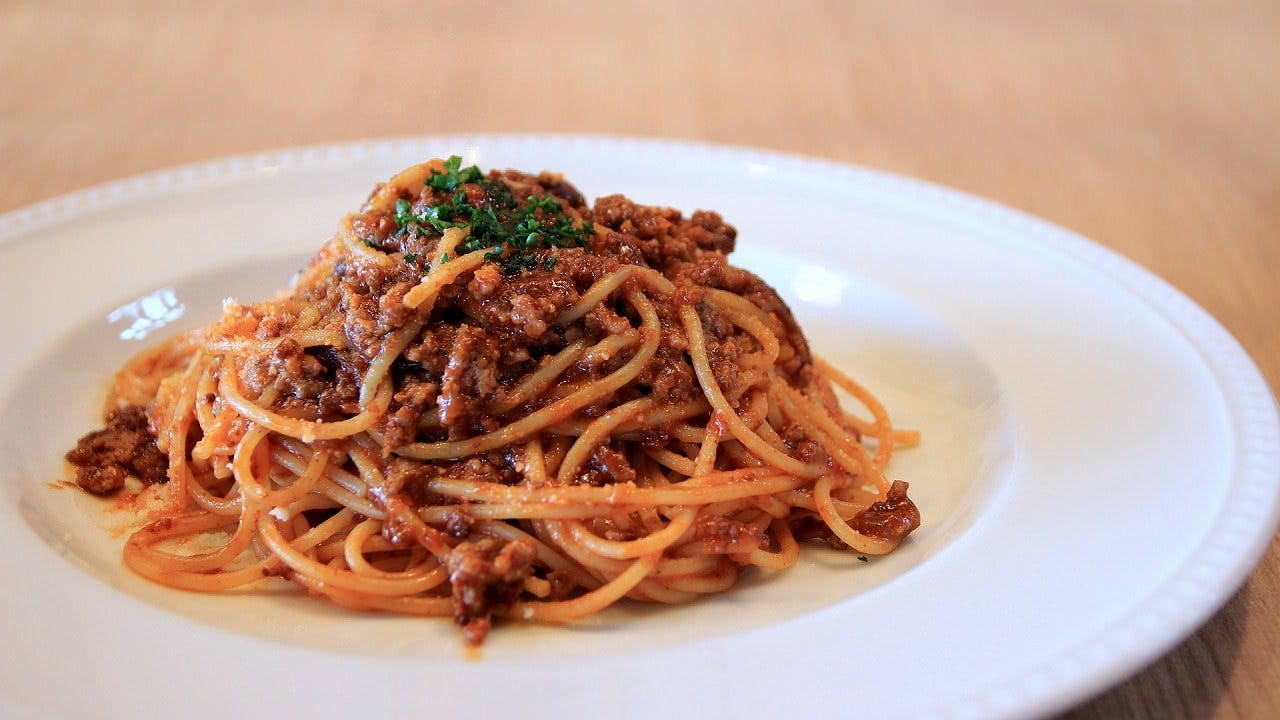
(2, 1), (1277, 717)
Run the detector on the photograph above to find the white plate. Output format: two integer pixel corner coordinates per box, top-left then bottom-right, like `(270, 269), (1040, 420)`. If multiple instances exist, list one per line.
(1, 136), (1277, 720)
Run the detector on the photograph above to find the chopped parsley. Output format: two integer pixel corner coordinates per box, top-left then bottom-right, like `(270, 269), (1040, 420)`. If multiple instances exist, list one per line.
(392, 156), (594, 274)
(425, 155), (484, 192)
(403, 252), (419, 263)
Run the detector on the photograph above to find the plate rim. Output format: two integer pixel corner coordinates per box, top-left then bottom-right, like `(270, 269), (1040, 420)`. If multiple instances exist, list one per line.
(1, 134), (1277, 719)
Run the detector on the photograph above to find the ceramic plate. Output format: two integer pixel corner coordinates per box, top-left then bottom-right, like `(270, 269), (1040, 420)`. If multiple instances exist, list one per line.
(1, 136), (1276, 719)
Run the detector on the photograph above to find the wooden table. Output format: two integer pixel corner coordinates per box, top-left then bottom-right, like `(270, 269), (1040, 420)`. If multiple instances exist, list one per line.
(3, 2), (1276, 717)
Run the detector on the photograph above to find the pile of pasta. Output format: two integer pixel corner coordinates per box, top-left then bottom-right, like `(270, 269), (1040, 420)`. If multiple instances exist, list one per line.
(69, 158), (921, 643)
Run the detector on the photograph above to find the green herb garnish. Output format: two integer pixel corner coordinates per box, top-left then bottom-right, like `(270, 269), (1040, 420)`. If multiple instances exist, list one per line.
(392, 157), (593, 274)
(394, 198), (415, 229)
(426, 155), (484, 192)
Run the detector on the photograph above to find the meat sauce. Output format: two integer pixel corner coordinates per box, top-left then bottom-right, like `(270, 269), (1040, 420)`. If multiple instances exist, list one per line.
(65, 406), (167, 494)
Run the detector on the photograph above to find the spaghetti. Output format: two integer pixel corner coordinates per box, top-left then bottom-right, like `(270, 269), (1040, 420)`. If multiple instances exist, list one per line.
(66, 157), (922, 644)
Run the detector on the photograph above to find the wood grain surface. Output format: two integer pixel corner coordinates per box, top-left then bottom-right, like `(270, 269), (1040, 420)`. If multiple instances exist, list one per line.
(2, 1), (1277, 717)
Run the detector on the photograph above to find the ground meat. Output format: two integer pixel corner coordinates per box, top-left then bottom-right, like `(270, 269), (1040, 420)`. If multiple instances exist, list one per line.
(403, 324), (460, 375)
(382, 378), (440, 447)
(780, 422), (822, 463)
(446, 537), (537, 645)
(789, 513), (841, 549)
(694, 513), (769, 555)
(688, 210), (737, 253)
(310, 346), (363, 418)
(642, 345), (697, 403)
(437, 325), (501, 435)
(582, 302), (633, 337)
(638, 425), (671, 449)
(443, 455), (520, 485)
(243, 341), (361, 420)
(467, 264), (504, 300)
(65, 406), (167, 494)
(708, 336), (745, 407)
(539, 248), (629, 294)
(376, 280), (417, 333)
(382, 458), (454, 508)
(790, 482), (921, 549)
(339, 285), (381, 359)
(591, 194), (736, 267)
(381, 455), (520, 528)
(458, 269), (580, 344)
(667, 251), (810, 377)
(849, 481), (921, 542)
(269, 337), (328, 397)
(444, 509), (475, 538)
(574, 444), (637, 485)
